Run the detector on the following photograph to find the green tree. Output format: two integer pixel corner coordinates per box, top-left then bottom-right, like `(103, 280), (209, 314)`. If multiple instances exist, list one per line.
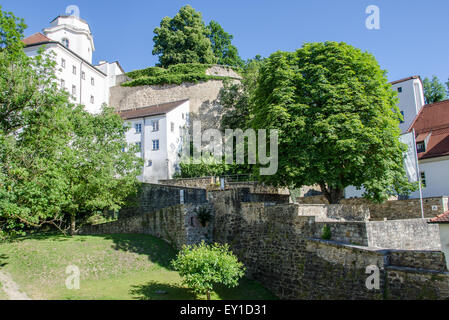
(423, 76), (447, 104)
(0, 7), (142, 238)
(251, 42), (415, 204)
(207, 20), (244, 68)
(171, 242), (245, 300)
(153, 5), (217, 68)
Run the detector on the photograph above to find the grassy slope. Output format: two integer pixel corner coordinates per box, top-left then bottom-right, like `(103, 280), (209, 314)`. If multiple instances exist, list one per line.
(0, 234), (276, 300)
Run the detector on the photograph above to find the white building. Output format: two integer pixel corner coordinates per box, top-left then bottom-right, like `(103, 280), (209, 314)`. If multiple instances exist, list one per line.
(119, 100), (190, 183)
(408, 100), (449, 199)
(390, 76), (426, 133)
(22, 14), (124, 114)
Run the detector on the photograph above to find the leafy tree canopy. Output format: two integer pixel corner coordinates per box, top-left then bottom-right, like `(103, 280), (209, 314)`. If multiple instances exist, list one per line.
(207, 20), (244, 68)
(0, 7), (142, 238)
(152, 5), (217, 68)
(423, 76), (447, 104)
(251, 42), (416, 203)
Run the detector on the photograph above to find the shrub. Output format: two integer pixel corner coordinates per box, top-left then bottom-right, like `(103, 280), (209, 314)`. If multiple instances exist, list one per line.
(171, 241), (245, 300)
(321, 224), (332, 240)
(195, 206), (212, 227)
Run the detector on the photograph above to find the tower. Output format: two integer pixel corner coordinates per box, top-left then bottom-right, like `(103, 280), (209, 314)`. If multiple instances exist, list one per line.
(43, 14), (95, 64)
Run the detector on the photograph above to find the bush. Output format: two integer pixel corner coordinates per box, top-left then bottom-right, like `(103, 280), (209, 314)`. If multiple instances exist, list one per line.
(171, 242), (245, 300)
(195, 206), (212, 227)
(321, 224), (332, 240)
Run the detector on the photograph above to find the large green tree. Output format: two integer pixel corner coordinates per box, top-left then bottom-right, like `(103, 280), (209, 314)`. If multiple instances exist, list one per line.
(423, 76), (447, 104)
(152, 5), (217, 68)
(207, 20), (244, 68)
(0, 7), (142, 238)
(251, 42), (415, 204)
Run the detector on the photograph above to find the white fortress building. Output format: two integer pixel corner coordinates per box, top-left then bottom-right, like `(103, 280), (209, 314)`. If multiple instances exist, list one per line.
(390, 76), (426, 133)
(22, 14), (124, 114)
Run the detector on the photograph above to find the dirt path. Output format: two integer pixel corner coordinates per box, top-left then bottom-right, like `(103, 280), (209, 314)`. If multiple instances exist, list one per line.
(0, 271), (31, 300)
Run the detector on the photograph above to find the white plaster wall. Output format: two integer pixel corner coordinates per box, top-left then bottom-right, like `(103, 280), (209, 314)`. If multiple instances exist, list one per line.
(45, 16), (94, 63)
(391, 78), (425, 133)
(24, 44), (107, 114)
(410, 157), (449, 199)
(438, 224), (449, 270)
(166, 101), (190, 178)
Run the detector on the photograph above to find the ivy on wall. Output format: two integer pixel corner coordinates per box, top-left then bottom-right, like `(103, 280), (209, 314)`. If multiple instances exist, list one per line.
(122, 63), (241, 87)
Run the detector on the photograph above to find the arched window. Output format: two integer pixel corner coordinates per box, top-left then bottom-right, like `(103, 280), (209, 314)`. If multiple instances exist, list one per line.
(61, 38), (69, 48)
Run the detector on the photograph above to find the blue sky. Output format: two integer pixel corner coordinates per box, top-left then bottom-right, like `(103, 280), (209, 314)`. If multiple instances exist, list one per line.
(1, 0), (448, 82)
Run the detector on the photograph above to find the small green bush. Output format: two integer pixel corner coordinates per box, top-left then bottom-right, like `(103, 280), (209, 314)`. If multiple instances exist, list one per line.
(321, 224), (332, 240)
(171, 242), (245, 300)
(195, 206), (212, 227)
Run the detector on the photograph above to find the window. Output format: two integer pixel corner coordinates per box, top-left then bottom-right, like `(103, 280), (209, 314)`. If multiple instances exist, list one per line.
(90, 95), (94, 104)
(81, 71), (85, 80)
(135, 123), (142, 134)
(171, 122), (175, 132)
(417, 141), (426, 153)
(60, 79), (65, 88)
(61, 58), (66, 68)
(400, 111), (405, 124)
(61, 38), (69, 48)
(136, 142), (142, 152)
(398, 87), (402, 93)
(147, 160), (153, 167)
(152, 120), (159, 132)
(72, 66), (77, 75)
(182, 113), (185, 120)
(72, 85), (76, 95)
(152, 140), (160, 151)
(420, 172), (427, 188)
(91, 77), (95, 86)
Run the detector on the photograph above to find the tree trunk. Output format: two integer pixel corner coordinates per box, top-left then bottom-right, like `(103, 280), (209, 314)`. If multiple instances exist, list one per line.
(70, 213), (76, 236)
(206, 291), (211, 300)
(320, 183), (344, 204)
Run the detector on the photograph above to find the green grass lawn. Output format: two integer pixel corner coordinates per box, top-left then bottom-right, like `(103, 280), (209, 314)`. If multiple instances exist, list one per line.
(0, 234), (276, 300)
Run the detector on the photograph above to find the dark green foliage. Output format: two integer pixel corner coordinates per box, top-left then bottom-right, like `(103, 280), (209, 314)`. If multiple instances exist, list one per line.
(123, 63), (238, 87)
(195, 206), (212, 227)
(423, 76), (447, 104)
(152, 5), (217, 68)
(321, 225), (332, 240)
(251, 42), (416, 204)
(207, 20), (244, 68)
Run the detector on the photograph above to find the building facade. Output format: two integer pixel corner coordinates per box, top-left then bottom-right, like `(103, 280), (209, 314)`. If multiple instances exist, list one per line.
(119, 100), (190, 183)
(408, 100), (449, 199)
(22, 15), (124, 114)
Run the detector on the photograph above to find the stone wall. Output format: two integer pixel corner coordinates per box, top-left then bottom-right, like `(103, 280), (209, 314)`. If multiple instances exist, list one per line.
(80, 204), (213, 250)
(312, 219), (441, 250)
(159, 177), (219, 189)
(119, 183), (207, 218)
(110, 66), (241, 130)
(366, 219), (441, 250)
(296, 204), (370, 222)
(297, 196), (448, 220)
(211, 194), (449, 300)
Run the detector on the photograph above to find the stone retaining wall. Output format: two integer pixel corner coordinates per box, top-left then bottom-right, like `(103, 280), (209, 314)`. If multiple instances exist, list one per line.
(120, 183), (207, 218)
(297, 196), (448, 220)
(80, 204), (213, 250)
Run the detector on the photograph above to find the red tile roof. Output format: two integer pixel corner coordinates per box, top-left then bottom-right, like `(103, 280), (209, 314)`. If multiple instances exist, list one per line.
(390, 76), (421, 85)
(429, 211), (449, 223)
(409, 99), (449, 160)
(118, 100), (188, 120)
(22, 33), (53, 46)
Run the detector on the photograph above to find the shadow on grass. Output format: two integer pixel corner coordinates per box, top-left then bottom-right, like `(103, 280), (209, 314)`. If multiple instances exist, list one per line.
(90, 234), (178, 270)
(0, 254), (8, 269)
(130, 281), (197, 300)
